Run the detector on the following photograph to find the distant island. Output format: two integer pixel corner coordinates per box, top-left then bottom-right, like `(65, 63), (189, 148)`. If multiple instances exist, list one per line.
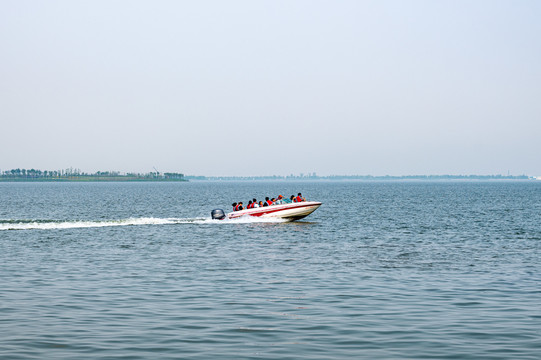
(1, 168), (535, 182)
(0, 168), (186, 182)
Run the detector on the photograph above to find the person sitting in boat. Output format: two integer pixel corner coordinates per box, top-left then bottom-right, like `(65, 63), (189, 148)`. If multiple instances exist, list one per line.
(258, 201), (264, 207)
(235, 202), (244, 211)
(263, 197), (273, 206)
(281, 195), (292, 204)
(294, 193), (305, 202)
(246, 200), (253, 209)
(232, 202), (238, 211)
(252, 198), (259, 208)
(274, 195), (285, 205)
(290, 195), (296, 202)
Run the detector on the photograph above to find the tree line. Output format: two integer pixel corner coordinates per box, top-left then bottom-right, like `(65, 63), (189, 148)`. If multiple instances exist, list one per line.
(0, 168), (185, 181)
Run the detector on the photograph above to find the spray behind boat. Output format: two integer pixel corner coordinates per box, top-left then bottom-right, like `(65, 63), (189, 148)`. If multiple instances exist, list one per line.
(211, 209), (226, 220)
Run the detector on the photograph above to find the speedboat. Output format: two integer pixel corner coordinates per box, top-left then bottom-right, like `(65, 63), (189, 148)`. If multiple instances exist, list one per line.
(211, 201), (322, 222)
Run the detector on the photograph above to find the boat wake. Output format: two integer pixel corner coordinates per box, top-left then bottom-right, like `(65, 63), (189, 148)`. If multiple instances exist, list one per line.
(0, 216), (287, 231)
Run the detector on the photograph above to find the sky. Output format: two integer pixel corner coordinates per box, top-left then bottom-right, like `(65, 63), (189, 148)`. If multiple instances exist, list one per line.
(1, 0), (540, 176)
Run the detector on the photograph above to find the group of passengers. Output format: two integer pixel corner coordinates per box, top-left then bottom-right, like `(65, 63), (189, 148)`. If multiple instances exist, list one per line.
(232, 193), (306, 211)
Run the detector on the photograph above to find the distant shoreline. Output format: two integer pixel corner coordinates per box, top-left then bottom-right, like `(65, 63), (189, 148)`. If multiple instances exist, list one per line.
(0, 177), (188, 182)
(0, 169), (187, 182)
(185, 175), (533, 181)
(0, 178), (535, 183)
(1, 168), (535, 182)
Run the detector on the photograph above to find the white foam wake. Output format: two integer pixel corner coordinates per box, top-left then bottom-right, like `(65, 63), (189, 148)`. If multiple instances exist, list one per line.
(0, 216), (286, 230)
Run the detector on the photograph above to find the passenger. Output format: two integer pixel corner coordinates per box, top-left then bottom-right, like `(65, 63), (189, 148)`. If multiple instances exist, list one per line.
(274, 195), (285, 205)
(232, 202), (238, 211)
(247, 200), (253, 209)
(295, 193), (305, 202)
(271, 198), (277, 204)
(290, 195), (295, 203)
(265, 197), (273, 206)
(259, 201), (264, 207)
(253, 199), (259, 208)
(235, 202), (244, 211)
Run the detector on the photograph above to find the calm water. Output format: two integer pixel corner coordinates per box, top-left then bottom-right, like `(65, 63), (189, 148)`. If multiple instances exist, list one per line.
(1, 181), (540, 359)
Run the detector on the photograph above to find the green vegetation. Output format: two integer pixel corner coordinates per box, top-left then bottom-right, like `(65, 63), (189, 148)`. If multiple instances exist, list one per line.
(0, 168), (186, 182)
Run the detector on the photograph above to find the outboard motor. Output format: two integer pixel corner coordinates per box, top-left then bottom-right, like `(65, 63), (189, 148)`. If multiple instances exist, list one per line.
(211, 209), (226, 220)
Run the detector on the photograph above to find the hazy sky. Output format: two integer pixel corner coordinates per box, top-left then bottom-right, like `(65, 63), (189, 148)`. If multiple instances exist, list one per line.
(1, 0), (540, 176)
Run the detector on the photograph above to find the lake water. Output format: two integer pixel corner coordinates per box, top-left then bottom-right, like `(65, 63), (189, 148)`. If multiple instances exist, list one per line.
(1, 181), (540, 359)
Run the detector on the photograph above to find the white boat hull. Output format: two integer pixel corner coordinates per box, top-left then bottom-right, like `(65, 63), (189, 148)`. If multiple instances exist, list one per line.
(227, 201), (322, 221)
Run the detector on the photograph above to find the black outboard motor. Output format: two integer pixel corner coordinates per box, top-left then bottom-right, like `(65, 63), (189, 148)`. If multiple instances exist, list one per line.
(211, 209), (226, 220)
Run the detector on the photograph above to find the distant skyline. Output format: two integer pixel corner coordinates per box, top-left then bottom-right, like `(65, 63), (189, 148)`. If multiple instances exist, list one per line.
(1, 1), (540, 176)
